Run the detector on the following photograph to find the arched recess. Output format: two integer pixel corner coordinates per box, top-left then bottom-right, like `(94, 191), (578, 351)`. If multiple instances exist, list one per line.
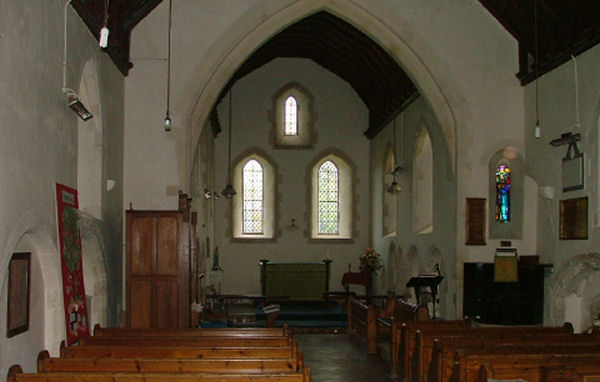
(412, 123), (433, 234)
(76, 58), (108, 328)
(385, 241), (397, 293)
(550, 253), (600, 332)
(186, 0), (464, 177)
(77, 58), (103, 220)
(405, 245), (420, 301)
(383, 144), (397, 236)
(0, 231), (64, 377)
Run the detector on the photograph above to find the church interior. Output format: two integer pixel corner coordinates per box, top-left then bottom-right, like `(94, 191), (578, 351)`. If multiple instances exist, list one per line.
(2, 0), (600, 380)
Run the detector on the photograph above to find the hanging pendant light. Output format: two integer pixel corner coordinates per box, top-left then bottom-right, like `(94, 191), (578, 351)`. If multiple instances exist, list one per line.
(99, 0), (110, 48)
(222, 89), (237, 199)
(387, 114), (403, 194)
(164, 0), (173, 131)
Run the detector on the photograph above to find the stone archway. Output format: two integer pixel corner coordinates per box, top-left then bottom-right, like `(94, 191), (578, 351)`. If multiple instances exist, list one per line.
(550, 253), (600, 332)
(186, 0), (464, 179)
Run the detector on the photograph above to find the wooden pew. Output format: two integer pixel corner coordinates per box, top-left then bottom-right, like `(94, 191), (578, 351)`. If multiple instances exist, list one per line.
(93, 324), (292, 338)
(450, 343), (600, 382)
(417, 324), (578, 382)
(61, 344), (298, 360)
(79, 335), (292, 348)
(479, 356), (600, 382)
(375, 298), (427, 377)
(8, 364), (312, 382)
(347, 297), (376, 353)
(38, 350), (303, 374)
(539, 364), (600, 382)
(397, 319), (471, 381)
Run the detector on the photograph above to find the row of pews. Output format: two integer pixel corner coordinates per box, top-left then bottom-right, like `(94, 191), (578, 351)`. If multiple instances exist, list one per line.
(347, 295), (427, 377)
(348, 295), (600, 382)
(403, 319), (600, 382)
(8, 324), (311, 381)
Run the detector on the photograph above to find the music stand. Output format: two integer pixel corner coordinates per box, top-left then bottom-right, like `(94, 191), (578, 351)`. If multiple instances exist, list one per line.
(406, 275), (443, 319)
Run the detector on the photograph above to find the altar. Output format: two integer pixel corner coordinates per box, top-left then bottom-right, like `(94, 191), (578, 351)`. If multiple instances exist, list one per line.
(260, 259), (332, 301)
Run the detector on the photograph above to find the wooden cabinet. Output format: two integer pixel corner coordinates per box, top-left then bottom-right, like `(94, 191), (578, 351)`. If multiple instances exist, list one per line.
(126, 211), (191, 328)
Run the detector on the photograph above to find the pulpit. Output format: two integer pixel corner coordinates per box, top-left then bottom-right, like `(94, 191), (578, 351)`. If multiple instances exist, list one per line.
(406, 275), (443, 318)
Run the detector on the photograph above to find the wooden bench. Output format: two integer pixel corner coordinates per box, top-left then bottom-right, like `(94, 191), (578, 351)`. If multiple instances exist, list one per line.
(416, 324), (577, 382)
(480, 356), (600, 382)
(397, 319), (471, 381)
(451, 343), (600, 382)
(93, 324), (292, 338)
(8, 364), (312, 382)
(375, 298), (427, 377)
(39, 349), (304, 374)
(79, 335), (292, 348)
(61, 344), (298, 360)
(347, 298), (376, 352)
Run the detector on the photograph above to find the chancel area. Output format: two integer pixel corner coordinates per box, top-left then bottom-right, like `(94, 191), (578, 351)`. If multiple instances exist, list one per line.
(2, 1), (600, 381)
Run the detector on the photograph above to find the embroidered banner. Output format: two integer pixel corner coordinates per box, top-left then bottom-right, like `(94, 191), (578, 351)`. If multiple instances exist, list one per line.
(56, 183), (90, 344)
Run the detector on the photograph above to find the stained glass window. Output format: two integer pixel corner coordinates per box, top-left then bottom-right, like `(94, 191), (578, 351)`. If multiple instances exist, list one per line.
(318, 161), (339, 234)
(495, 164), (511, 222)
(243, 159), (263, 233)
(284, 96), (298, 136)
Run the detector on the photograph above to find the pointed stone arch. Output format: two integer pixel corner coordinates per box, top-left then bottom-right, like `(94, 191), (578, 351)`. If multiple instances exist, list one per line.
(185, 0), (463, 178)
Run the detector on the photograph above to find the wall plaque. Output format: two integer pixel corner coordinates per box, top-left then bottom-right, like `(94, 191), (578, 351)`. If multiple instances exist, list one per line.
(559, 196), (588, 240)
(7, 252), (30, 338)
(466, 198), (486, 245)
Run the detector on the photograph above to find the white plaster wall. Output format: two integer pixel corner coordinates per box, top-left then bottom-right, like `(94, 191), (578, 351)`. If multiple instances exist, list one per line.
(526, 45), (600, 269)
(370, 97), (457, 316)
(211, 58), (370, 295)
(0, 1), (125, 377)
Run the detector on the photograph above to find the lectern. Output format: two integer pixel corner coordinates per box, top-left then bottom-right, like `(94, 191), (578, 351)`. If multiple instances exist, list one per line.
(406, 275), (443, 319)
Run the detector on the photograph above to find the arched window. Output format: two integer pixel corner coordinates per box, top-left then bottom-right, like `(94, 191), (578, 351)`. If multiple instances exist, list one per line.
(242, 159), (264, 233)
(318, 161), (339, 234)
(310, 153), (353, 240)
(495, 164), (511, 222)
(284, 96), (298, 136)
(271, 83), (314, 147)
(383, 145), (397, 236)
(232, 152), (276, 240)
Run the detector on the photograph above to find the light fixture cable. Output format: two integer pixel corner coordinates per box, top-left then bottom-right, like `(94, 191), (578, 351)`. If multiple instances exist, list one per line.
(571, 54), (580, 129)
(99, 0), (110, 48)
(164, 0), (173, 131)
(221, 88), (237, 199)
(534, 0), (541, 139)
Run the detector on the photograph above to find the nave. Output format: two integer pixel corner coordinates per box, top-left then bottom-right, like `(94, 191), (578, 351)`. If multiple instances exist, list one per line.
(296, 334), (393, 382)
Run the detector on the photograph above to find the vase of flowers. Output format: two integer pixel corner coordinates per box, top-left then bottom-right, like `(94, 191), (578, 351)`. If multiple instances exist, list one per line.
(359, 248), (383, 275)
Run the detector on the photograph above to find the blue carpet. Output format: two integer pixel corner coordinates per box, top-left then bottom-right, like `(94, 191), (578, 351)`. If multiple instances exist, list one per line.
(231, 301), (347, 329)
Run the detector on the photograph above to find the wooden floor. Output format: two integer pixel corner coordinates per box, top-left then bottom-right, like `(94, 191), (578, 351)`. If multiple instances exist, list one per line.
(296, 333), (394, 382)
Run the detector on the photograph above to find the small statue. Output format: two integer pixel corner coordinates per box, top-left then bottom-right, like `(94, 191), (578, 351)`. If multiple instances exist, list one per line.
(211, 246), (222, 271)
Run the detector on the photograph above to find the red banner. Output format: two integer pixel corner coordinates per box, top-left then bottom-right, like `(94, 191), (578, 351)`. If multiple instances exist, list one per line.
(56, 183), (90, 344)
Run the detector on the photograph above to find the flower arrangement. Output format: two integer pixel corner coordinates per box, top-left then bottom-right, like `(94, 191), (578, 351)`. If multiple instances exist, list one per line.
(359, 248), (383, 275)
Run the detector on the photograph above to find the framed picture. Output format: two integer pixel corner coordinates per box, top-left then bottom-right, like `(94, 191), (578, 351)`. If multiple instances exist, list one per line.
(7, 252), (30, 338)
(559, 196), (588, 240)
(562, 153), (584, 192)
(465, 198), (486, 245)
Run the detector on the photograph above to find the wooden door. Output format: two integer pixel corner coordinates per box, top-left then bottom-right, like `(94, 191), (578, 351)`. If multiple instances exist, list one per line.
(126, 211), (190, 328)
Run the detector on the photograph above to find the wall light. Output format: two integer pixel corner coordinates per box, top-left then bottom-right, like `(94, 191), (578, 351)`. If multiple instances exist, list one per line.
(67, 93), (93, 121)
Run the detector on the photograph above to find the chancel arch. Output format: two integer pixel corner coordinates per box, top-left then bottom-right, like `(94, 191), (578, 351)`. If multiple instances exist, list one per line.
(187, 1), (464, 178)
